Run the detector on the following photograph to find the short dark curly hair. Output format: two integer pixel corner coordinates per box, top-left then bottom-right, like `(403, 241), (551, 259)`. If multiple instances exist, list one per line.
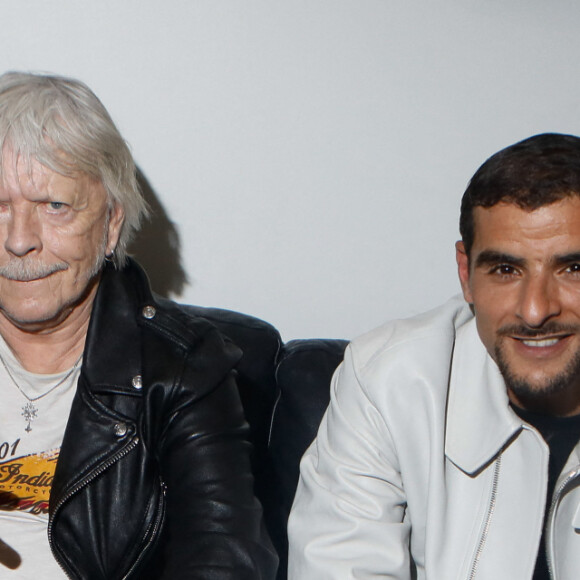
(460, 133), (580, 256)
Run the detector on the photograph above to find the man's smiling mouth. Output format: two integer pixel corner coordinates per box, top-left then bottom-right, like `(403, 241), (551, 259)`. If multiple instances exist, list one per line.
(501, 323), (579, 351)
(520, 337), (561, 348)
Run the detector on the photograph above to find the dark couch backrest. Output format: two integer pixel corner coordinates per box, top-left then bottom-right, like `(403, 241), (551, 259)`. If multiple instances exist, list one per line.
(267, 338), (348, 579)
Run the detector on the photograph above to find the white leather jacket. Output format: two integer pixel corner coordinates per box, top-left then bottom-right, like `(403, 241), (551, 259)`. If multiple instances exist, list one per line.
(288, 296), (580, 579)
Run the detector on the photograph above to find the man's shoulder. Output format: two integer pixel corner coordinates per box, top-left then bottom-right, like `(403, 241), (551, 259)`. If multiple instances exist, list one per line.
(148, 297), (243, 363)
(136, 297), (243, 397)
(348, 295), (474, 382)
(105, 261), (244, 369)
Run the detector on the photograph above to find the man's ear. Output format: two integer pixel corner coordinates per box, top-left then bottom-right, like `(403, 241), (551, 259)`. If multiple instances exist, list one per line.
(105, 203), (125, 256)
(455, 241), (473, 304)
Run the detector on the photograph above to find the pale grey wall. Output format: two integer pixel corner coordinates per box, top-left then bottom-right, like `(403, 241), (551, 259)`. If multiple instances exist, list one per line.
(2, 1), (580, 339)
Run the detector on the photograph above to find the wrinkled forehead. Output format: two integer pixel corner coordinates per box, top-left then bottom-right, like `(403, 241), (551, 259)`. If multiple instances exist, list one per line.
(0, 145), (106, 204)
(0, 140), (83, 187)
(0, 148), (49, 192)
(2, 141), (83, 180)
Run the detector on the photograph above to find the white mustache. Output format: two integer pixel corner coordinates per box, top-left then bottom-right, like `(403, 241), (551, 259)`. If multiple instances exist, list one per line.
(0, 260), (68, 281)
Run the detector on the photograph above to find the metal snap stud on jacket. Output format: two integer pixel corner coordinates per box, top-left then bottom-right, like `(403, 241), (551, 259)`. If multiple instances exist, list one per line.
(114, 423), (128, 437)
(142, 306), (156, 319)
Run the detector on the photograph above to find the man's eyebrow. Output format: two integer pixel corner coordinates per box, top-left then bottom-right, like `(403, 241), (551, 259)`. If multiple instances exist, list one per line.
(553, 252), (580, 266)
(473, 250), (525, 269)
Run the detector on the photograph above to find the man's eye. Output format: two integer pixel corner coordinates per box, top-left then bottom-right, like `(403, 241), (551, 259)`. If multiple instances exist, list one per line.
(491, 264), (516, 276)
(46, 201), (67, 212)
(566, 263), (580, 273)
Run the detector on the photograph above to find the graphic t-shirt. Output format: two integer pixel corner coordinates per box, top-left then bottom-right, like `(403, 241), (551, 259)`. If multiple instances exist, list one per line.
(0, 336), (80, 578)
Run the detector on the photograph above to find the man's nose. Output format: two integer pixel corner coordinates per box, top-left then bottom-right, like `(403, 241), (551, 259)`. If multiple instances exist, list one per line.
(516, 274), (561, 328)
(4, 208), (41, 257)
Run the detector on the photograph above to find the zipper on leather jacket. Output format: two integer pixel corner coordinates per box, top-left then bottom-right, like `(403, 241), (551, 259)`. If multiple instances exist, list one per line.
(48, 435), (140, 579)
(467, 455), (502, 580)
(121, 479), (166, 580)
(544, 465), (580, 580)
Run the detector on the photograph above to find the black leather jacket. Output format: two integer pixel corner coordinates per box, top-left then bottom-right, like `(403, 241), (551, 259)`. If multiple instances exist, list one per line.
(47, 260), (277, 579)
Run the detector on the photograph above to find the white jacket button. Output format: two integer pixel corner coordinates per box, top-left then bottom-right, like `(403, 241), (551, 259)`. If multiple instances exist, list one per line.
(132, 375), (143, 390)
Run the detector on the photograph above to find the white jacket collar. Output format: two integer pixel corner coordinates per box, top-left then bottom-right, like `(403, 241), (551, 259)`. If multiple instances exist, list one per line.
(445, 317), (523, 474)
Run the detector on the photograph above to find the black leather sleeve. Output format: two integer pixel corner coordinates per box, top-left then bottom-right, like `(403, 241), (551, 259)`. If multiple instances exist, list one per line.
(151, 330), (278, 579)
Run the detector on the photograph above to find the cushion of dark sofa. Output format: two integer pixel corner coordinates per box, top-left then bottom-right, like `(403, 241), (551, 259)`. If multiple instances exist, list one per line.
(267, 338), (348, 580)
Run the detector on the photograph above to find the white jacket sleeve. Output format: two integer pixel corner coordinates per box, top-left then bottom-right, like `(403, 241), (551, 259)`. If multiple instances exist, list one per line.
(287, 344), (412, 580)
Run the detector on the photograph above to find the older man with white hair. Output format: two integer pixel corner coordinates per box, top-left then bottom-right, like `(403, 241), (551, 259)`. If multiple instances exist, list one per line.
(0, 72), (276, 579)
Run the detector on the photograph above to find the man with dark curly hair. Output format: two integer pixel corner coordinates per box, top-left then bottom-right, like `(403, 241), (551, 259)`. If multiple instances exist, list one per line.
(290, 133), (580, 580)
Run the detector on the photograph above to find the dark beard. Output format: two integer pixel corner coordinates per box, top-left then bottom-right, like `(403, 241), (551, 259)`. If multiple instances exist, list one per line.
(494, 342), (580, 403)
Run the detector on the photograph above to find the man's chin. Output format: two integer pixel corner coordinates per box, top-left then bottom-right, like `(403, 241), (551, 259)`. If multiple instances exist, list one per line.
(504, 372), (580, 416)
(0, 307), (68, 332)
(0, 271), (102, 332)
(506, 375), (567, 400)
(495, 345), (580, 412)
(0, 294), (81, 329)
